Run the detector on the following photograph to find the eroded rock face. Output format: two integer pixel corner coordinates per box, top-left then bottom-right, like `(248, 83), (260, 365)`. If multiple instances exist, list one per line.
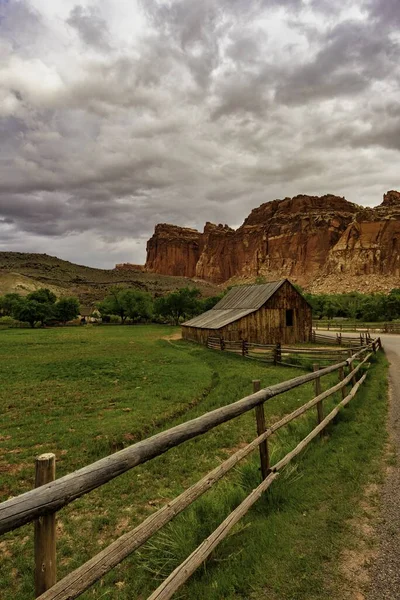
(318, 192), (400, 291)
(229, 194), (358, 286)
(141, 191), (400, 292)
(145, 224), (202, 277)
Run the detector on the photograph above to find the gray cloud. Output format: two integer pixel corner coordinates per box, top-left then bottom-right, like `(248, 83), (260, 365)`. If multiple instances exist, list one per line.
(0, 0), (399, 268)
(66, 4), (110, 50)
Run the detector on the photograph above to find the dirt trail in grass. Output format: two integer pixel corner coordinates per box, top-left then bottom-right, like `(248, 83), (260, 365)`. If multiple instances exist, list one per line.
(162, 332), (182, 341)
(365, 334), (400, 600)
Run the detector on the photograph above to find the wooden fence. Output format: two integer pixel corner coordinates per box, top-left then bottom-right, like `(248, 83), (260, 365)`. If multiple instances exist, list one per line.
(0, 339), (382, 600)
(311, 330), (371, 347)
(207, 333), (370, 367)
(313, 320), (400, 334)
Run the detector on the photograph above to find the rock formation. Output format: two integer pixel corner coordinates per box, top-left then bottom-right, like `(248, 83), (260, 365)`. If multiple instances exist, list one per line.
(312, 191), (400, 292)
(137, 191), (400, 293)
(145, 224), (202, 277)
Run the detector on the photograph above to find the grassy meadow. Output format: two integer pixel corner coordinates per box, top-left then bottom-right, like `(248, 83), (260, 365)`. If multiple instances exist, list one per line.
(0, 325), (388, 599)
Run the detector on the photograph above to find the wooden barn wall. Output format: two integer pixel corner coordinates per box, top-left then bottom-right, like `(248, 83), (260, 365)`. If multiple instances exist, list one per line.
(182, 281), (312, 345)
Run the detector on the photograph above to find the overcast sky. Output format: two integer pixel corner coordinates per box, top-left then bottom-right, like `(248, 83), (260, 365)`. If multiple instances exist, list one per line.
(0, 0), (399, 268)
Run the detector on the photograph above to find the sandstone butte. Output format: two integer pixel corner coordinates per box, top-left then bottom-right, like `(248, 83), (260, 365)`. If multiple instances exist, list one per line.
(116, 191), (400, 294)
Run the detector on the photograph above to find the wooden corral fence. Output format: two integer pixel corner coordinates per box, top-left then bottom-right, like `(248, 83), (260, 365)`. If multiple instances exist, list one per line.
(207, 333), (370, 367)
(0, 339), (382, 600)
(312, 331), (371, 346)
(313, 320), (400, 334)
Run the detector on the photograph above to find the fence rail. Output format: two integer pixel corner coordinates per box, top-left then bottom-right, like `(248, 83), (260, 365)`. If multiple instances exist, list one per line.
(0, 338), (382, 600)
(207, 333), (370, 367)
(313, 320), (400, 333)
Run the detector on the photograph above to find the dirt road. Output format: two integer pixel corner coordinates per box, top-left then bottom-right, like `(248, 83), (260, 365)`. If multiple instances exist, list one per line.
(366, 334), (400, 600)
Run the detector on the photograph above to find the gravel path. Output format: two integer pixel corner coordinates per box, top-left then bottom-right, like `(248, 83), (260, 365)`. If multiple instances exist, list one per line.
(366, 334), (400, 600)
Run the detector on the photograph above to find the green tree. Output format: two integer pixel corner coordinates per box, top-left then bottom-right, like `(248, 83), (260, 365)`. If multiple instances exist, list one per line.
(25, 288), (57, 325)
(386, 290), (400, 320)
(55, 297), (80, 324)
(0, 293), (22, 316)
(155, 287), (201, 325)
(124, 291), (153, 322)
(324, 299), (337, 320)
(98, 286), (129, 323)
(199, 294), (224, 312)
(98, 287), (154, 323)
(27, 288), (57, 305)
(13, 299), (47, 328)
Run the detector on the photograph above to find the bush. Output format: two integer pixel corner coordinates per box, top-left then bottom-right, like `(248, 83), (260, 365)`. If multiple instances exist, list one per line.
(0, 316), (18, 327)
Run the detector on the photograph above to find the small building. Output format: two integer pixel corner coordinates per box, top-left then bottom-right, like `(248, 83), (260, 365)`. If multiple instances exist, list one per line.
(182, 279), (312, 345)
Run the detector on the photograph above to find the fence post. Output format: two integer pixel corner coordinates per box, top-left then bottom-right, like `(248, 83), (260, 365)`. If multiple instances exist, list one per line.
(313, 364), (324, 436)
(347, 350), (357, 386)
(220, 337), (225, 351)
(337, 332), (342, 345)
(242, 340), (248, 357)
(338, 366), (346, 400)
(35, 453), (56, 597)
(273, 342), (281, 365)
(253, 380), (269, 480)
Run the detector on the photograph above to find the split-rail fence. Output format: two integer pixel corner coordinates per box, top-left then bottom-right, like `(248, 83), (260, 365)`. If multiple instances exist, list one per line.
(313, 320), (400, 334)
(207, 331), (371, 366)
(0, 338), (382, 600)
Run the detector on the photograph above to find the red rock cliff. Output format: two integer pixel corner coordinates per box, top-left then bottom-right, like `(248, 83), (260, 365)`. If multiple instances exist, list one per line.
(312, 191), (400, 292)
(142, 191), (400, 292)
(145, 224), (202, 277)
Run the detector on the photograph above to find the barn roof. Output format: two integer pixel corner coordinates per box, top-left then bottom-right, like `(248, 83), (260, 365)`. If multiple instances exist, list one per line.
(182, 280), (287, 329)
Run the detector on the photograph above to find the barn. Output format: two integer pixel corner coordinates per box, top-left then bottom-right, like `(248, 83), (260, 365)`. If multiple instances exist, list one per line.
(182, 279), (312, 346)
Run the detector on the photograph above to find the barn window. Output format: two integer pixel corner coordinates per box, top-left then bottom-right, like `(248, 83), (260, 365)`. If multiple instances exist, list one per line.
(286, 309), (293, 327)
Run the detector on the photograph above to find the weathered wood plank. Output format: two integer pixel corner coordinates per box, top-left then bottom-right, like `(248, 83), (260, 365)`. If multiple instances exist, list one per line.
(253, 380), (269, 479)
(313, 364), (324, 435)
(35, 454), (56, 597)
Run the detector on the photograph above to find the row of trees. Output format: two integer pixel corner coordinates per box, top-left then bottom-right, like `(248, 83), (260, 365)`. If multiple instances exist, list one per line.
(0, 286), (223, 327)
(303, 289), (400, 322)
(0, 289), (80, 327)
(98, 287), (223, 325)
(2, 285), (400, 327)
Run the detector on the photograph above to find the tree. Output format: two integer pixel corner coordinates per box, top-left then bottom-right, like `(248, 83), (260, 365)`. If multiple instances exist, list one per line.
(98, 286), (128, 323)
(386, 290), (400, 321)
(25, 288), (57, 325)
(13, 299), (47, 328)
(199, 294), (225, 312)
(155, 287), (201, 325)
(0, 293), (22, 316)
(98, 287), (154, 323)
(124, 290), (153, 322)
(27, 288), (57, 305)
(55, 297), (80, 324)
(324, 299), (338, 321)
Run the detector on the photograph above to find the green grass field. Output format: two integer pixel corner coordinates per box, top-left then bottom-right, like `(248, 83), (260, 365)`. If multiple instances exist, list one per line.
(0, 325), (388, 599)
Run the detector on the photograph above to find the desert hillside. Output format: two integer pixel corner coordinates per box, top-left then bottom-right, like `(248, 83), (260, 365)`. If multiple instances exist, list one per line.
(0, 253), (219, 304)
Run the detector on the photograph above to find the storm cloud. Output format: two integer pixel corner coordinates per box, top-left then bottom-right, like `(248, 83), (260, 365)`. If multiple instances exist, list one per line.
(0, 0), (399, 268)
